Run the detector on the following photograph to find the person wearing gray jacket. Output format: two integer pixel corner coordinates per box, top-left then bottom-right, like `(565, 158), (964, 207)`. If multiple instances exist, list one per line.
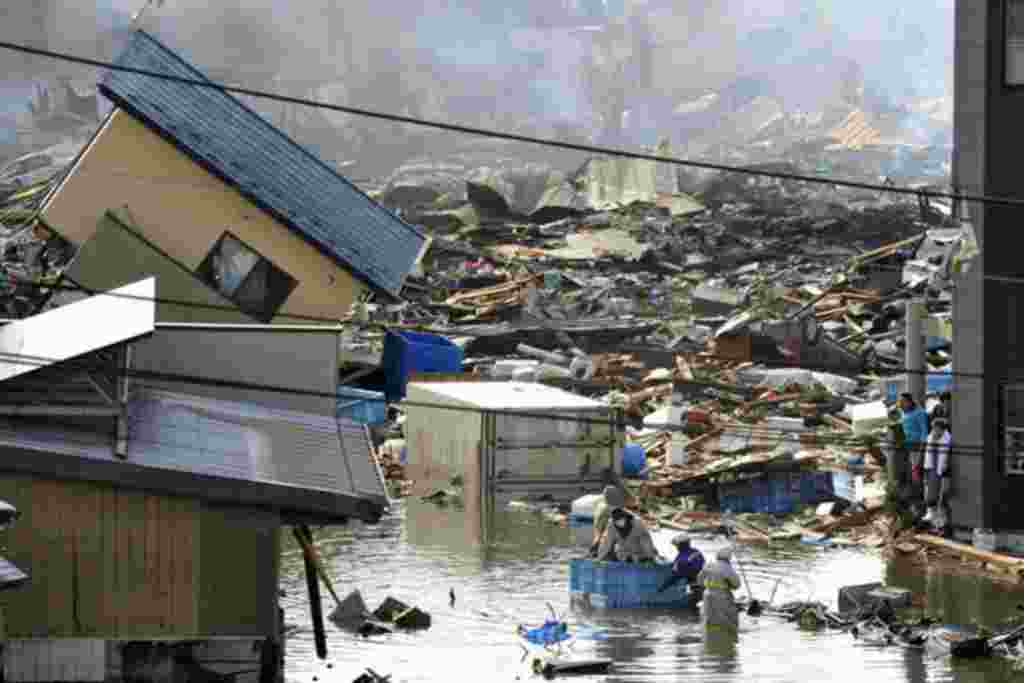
(596, 507), (660, 563)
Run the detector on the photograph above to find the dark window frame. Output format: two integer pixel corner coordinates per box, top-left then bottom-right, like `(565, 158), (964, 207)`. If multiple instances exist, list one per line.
(1001, 383), (1024, 475)
(196, 231), (298, 323)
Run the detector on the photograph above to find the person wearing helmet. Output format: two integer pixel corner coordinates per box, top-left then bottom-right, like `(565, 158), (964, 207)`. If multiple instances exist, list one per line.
(589, 485), (626, 558)
(697, 546), (741, 635)
(657, 533), (706, 606)
(595, 507), (660, 563)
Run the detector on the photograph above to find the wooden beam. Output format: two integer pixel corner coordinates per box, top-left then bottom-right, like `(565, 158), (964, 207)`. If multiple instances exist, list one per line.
(913, 534), (1024, 569)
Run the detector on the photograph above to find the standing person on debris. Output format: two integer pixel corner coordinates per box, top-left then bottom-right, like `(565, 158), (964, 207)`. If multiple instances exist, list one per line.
(657, 534), (706, 606)
(888, 408), (909, 492)
(900, 393), (929, 502)
(596, 507), (660, 563)
(922, 418), (952, 527)
(698, 547), (741, 636)
(589, 486), (626, 557)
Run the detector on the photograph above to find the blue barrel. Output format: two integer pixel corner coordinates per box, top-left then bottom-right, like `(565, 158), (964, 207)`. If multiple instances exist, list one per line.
(621, 443), (647, 478)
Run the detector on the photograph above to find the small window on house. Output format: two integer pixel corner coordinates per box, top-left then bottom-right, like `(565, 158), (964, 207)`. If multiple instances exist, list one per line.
(1003, 383), (1024, 474)
(196, 232), (297, 323)
(1008, 0), (1024, 85)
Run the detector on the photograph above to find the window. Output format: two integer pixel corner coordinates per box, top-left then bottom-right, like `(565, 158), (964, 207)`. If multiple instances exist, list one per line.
(1008, 0), (1024, 85)
(1003, 384), (1024, 474)
(196, 232), (297, 323)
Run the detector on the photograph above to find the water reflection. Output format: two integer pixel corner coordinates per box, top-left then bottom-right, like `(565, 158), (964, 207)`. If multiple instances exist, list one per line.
(280, 500), (1024, 683)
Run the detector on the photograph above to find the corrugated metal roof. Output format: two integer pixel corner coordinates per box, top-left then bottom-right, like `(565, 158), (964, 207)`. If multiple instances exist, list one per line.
(98, 31), (426, 298)
(406, 381), (607, 411)
(125, 389), (388, 502)
(0, 388), (388, 520)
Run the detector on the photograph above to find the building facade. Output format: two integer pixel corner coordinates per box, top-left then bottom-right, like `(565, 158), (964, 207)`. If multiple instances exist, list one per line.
(951, 0), (1024, 541)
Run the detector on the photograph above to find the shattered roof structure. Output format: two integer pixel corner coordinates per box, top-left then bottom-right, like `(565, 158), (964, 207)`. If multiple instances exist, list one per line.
(99, 30), (426, 299)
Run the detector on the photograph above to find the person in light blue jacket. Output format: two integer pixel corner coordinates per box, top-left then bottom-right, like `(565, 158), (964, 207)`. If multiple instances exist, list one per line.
(900, 393), (929, 500)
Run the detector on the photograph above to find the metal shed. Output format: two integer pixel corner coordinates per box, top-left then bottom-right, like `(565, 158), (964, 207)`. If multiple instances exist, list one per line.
(403, 382), (624, 504)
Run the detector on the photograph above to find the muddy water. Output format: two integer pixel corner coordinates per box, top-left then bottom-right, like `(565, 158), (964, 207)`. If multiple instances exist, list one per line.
(280, 500), (1024, 683)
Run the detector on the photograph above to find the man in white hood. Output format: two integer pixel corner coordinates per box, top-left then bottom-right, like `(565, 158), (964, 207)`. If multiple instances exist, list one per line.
(698, 546), (741, 635)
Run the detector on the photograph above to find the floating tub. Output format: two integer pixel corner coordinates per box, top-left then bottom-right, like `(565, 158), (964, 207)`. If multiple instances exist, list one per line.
(569, 559), (690, 609)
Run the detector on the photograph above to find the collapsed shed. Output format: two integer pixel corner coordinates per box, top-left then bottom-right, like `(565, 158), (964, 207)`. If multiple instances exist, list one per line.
(403, 381), (624, 503)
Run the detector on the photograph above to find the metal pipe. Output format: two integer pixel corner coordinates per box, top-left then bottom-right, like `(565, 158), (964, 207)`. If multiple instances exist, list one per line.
(294, 526), (328, 660)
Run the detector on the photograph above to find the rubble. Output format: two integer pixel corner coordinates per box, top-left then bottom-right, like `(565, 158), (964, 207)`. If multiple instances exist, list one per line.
(328, 156), (996, 569)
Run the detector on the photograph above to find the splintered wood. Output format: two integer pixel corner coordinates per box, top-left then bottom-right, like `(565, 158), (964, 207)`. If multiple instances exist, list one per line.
(444, 274), (540, 315)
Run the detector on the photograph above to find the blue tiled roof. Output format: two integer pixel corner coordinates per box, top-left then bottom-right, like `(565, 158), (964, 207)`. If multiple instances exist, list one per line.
(99, 31), (425, 298)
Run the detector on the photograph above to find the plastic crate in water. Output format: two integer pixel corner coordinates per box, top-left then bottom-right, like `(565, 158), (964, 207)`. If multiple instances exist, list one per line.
(568, 559), (689, 609)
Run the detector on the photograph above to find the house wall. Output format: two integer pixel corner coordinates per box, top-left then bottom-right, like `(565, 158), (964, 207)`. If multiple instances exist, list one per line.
(403, 400), (483, 497)
(40, 109), (368, 323)
(59, 212), (256, 324)
(0, 473), (280, 639)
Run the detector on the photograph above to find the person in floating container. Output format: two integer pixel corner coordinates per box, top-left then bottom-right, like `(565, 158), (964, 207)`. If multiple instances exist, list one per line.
(595, 507), (659, 563)
(589, 485), (626, 557)
(698, 546), (741, 635)
(657, 533), (705, 605)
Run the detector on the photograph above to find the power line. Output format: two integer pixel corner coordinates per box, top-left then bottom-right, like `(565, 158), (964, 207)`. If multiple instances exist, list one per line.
(0, 37), (1019, 209)
(0, 346), (987, 455)
(0, 276), (973, 380)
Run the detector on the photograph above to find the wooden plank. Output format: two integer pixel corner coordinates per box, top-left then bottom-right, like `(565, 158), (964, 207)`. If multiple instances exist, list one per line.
(171, 496), (201, 636)
(913, 534), (1024, 569)
(73, 481), (104, 637)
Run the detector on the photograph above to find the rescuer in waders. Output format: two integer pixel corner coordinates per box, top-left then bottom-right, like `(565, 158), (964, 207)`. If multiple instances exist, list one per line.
(657, 533), (705, 606)
(697, 547), (741, 635)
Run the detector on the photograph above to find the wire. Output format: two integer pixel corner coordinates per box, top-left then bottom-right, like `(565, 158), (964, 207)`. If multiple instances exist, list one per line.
(0, 274), (972, 380)
(0, 37), (1018, 209)
(0, 345), (989, 457)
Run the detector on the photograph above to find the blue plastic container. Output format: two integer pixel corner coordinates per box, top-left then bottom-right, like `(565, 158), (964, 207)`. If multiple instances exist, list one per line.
(622, 443), (647, 478)
(336, 386), (387, 424)
(720, 471), (839, 514)
(381, 330), (464, 401)
(568, 559), (689, 609)
(927, 371), (952, 395)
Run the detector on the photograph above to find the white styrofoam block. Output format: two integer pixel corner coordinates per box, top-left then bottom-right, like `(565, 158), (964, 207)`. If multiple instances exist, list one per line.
(851, 401), (890, 436)
(571, 494), (603, 520)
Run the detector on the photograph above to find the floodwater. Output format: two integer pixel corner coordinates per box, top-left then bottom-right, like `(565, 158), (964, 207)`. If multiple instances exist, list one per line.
(280, 499), (1024, 683)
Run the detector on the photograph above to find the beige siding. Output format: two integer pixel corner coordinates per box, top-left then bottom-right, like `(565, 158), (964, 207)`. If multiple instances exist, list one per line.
(0, 474), (279, 639)
(403, 395), (482, 497)
(41, 110), (367, 322)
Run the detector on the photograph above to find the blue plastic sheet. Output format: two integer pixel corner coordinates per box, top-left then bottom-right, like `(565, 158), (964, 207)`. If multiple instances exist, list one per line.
(522, 620), (570, 645)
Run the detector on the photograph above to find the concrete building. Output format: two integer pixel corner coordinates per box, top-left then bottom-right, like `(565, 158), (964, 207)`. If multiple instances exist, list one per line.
(40, 31), (427, 324)
(951, 0), (1024, 545)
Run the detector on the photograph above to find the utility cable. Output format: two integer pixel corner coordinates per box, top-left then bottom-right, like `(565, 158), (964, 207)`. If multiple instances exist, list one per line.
(0, 38), (1020, 209)
(0, 347), (995, 457)
(0, 276), (974, 380)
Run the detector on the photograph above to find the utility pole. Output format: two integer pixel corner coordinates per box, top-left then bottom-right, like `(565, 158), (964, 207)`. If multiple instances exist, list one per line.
(906, 298), (926, 404)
